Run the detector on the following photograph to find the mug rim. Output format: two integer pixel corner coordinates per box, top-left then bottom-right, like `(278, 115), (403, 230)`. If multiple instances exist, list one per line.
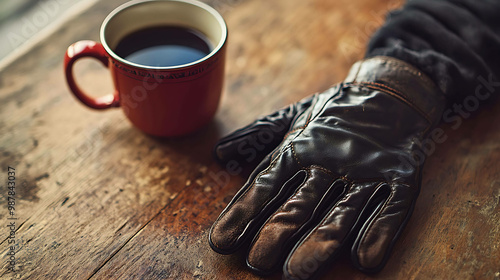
(100, 0), (228, 70)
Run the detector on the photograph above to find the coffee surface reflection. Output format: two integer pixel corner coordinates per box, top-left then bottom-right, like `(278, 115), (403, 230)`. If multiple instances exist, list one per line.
(114, 26), (213, 67)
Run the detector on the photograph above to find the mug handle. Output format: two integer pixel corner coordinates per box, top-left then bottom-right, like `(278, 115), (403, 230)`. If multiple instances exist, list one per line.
(64, 40), (120, 109)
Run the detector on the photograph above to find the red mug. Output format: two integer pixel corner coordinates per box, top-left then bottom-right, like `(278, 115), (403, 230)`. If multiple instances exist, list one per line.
(64, 0), (227, 137)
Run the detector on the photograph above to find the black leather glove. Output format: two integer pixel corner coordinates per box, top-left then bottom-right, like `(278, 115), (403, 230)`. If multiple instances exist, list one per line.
(209, 56), (446, 279)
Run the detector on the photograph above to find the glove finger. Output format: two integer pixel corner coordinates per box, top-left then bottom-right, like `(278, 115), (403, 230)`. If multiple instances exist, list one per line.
(351, 182), (418, 272)
(246, 167), (345, 274)
(214, 95), (314, 165)
(209, 147), (302, 254)
(283, 181), (387, 280)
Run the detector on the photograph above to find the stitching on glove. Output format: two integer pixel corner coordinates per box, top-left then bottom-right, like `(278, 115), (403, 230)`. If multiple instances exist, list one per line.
(365, 81), (419, 108)
(349, 81), (432, 128)
(356, 82), (422, 115)
(290, 143), (303, 167)
(283, 126), (306, 140)
(285, 91), (335, 143)
(366, 56), (442, 96)
(381, 58), (425, 80)
(282, 93), (319, 140)
(270, 147), (282, 162)
(309, 165), (336, 178)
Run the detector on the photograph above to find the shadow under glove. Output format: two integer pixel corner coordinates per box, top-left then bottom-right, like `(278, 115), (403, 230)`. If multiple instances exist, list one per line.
(209, 56), (446, 279)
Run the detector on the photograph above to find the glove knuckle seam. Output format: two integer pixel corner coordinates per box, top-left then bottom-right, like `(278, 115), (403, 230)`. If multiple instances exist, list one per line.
(308, 165), (335, 178)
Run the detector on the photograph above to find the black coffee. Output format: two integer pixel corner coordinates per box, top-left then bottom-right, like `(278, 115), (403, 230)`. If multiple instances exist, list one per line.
(114, 26), (212, 67)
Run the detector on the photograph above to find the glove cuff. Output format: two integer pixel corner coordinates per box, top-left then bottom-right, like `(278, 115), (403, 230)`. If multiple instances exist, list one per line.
(344, 56), (446, 128)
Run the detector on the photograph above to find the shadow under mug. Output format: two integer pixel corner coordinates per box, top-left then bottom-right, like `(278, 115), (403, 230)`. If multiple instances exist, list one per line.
(64, 0), (227, 137)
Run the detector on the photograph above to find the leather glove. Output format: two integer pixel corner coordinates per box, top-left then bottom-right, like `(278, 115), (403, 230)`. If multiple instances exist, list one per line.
(209, 56), (446, 279)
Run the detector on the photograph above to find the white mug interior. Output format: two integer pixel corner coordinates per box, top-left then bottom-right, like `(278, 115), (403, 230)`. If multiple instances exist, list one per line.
(100, 0), (227, 69)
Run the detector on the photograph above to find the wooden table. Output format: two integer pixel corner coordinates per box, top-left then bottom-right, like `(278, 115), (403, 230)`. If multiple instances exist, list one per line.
(1, 0), (498, 279)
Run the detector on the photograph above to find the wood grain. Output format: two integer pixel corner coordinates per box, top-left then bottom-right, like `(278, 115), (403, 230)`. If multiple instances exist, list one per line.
(0, 0), (498, 279)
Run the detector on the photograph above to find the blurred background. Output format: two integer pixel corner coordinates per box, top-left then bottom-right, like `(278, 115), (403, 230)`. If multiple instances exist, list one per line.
(0, 0), (91, 63)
